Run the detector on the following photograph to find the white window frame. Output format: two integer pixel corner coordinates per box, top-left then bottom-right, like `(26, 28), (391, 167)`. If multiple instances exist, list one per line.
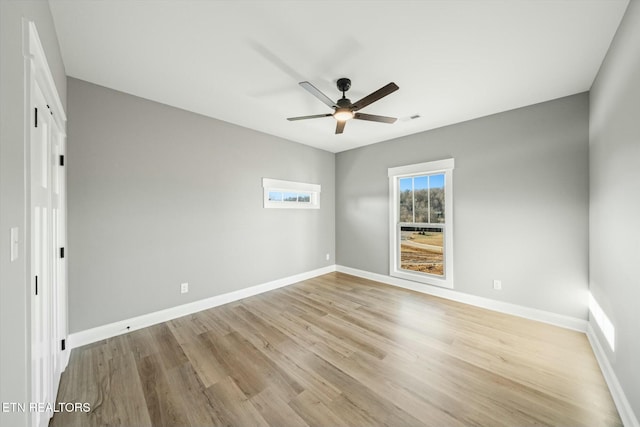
(262, 178), (321, 209)
(388, 158), (454, 288)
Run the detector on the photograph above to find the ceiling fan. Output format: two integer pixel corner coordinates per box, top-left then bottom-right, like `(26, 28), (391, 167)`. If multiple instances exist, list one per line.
(287, 78), (399, 134)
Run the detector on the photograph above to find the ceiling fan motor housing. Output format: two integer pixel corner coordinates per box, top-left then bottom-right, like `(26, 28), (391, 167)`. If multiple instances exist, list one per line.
(336, 78), (351, 93)
(337, 98), (352, 108)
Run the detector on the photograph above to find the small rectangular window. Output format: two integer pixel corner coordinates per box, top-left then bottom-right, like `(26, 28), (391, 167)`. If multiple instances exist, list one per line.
(263, 178), (320, 209)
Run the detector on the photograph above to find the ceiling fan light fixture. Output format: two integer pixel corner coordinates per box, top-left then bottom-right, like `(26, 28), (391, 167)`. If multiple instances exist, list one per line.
(334, 109), (354, 121)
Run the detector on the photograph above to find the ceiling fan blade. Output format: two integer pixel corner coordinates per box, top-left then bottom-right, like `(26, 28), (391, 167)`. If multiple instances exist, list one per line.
(353, 113), (397, 124)
(299, 81), (338, 109)
(287, 113), (332, 121)
(351, 82), (399, 111)
(335, 120), (346, 134)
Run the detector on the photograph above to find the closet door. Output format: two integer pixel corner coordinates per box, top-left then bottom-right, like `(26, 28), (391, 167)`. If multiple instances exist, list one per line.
(30, 81), (55, 427)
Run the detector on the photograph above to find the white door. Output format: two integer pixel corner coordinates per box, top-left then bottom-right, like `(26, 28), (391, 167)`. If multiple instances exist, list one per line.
(50, 115), (67, 389)
(26, 21), (68, 427)
(31, 81), (55, 427)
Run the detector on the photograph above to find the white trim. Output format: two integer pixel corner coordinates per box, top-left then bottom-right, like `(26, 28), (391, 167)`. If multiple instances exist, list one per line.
(388, 158), (455, 177)
(389, 158), (454, 288)
(336, 265), (587, 332)
(67, 265), (337, 349)
(587, 323), (640, 427)
(262, 178), (321, 193)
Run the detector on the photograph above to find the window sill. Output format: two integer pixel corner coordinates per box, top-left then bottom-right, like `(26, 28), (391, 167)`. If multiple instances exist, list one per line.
(390, 269), (454, 289)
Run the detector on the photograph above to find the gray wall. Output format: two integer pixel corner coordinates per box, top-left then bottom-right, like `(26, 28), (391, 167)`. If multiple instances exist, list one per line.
(589, 0), (640, 420)
(336, 93), (590, 319)
(0, 1), (66, 426)
(67, 78), (335, 332)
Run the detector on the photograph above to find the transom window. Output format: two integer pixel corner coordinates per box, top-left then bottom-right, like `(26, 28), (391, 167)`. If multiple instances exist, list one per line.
(268, 191), (311, 203)
(262, 178), (320, 209)
(388, 159), (454, 288)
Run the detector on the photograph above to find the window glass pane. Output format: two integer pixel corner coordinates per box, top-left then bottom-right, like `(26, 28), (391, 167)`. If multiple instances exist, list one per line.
(297, 193), (311, 203)
(399, 178), (413, 222)
(268, 191), (283, 202)
(429, 173), (445, 189)
(283, 192), (298, 202)
(429, 174), (445, 223)
(414, 176), (428, 223)
(400, 226), (444, 276)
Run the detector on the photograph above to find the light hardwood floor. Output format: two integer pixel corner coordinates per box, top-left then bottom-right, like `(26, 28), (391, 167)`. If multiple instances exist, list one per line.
(51, 272), (621, 426)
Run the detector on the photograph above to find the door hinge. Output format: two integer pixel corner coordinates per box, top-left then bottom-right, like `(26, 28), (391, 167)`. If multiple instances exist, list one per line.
(59, 155), (65, 166)
(34, 108), (38, 128)
(35, 275), (38, 295)
(60, 247), (65, 258)
(61, 339), (66, 351)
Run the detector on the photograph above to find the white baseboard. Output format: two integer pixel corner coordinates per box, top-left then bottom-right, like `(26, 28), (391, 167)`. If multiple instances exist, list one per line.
(68, 263), (585, 346)
(587, 323), (639, 427)
(336, 265), (588, 332)
(66, 264), (637, 425)
(68, 265), (337, 349)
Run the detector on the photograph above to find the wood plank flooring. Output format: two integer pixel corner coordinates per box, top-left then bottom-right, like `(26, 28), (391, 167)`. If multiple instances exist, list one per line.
(51, 272), (622, 426)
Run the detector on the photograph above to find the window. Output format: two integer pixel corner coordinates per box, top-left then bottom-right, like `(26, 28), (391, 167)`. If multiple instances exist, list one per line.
(388, 158), (454, 288)
(262, 178), (320, 209)
(268, 191), (312, 203)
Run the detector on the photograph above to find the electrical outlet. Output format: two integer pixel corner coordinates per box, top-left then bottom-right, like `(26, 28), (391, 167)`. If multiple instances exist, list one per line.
(180, 282), (189, 294)
(493, 279), (502, 290)
(326, 253), (330, 261)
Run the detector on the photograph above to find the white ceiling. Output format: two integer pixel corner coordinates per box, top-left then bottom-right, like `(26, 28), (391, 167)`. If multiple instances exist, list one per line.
(49, 0), (629, 153)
